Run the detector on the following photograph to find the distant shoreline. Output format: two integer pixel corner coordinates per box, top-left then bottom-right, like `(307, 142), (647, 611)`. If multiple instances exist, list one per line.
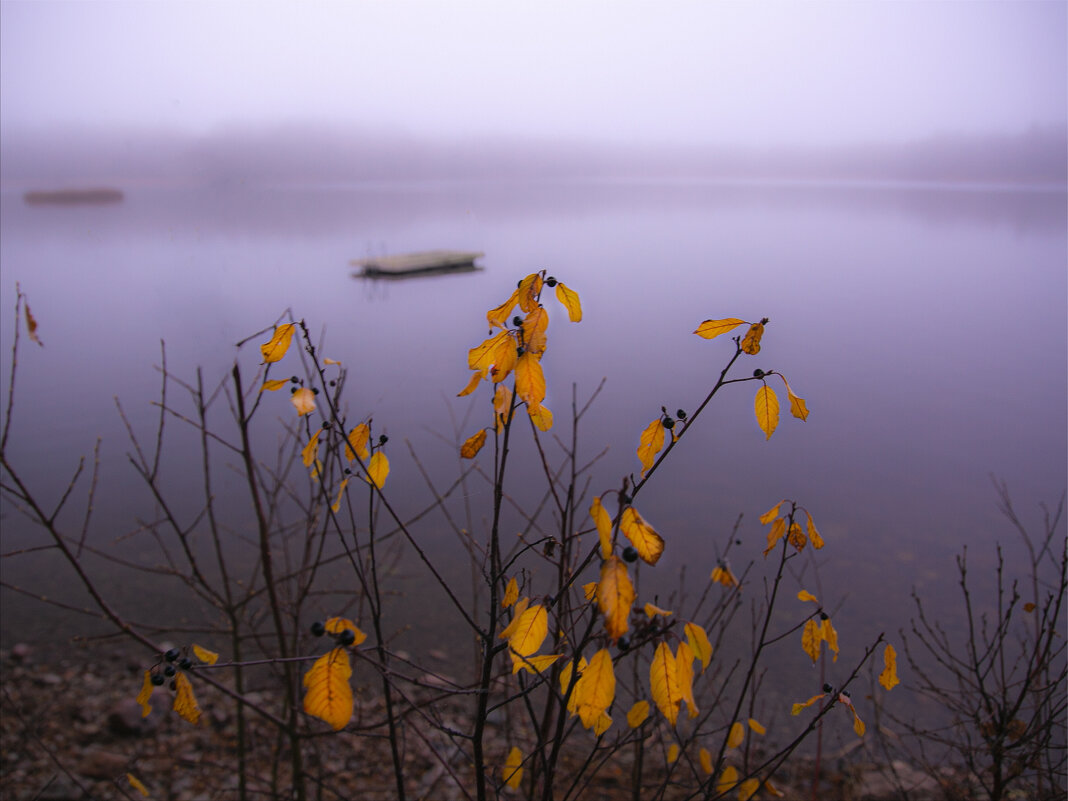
(23, 187), (124, 205)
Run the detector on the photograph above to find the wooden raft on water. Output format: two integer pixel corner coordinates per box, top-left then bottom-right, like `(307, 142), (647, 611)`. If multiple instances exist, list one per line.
(351, 250), (484, 279)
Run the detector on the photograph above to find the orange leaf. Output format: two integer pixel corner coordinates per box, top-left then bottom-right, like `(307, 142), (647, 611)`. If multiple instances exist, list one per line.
(573, 649), (616, 729)
(802, 619), (822, 663)
(684, 622), (713, 672)
(514, 351), (546, 407)
(555, 282), (582, 322)
(302, 430), (321, 467)
(517, 273), (543, 313)
(461, 429), (487, 459)
(879, 643), (900, 691)
(527, 402), (553, 431)
(636, 418), (666, 476)
(457, 371), (482, 397)
(590, 496), (613, 560)
(503, 745), (523, 789)
(192, 644), (219, 665)
(521, 306), (549, 358)
(598, 556), (635, 642)
(346, 424), (370, 461)
(620, 507), (665, 566)
(260, 323), (295, 363)
(173, 672), (201, 725)
(487, 289), (519, 330)
(302, 647), (353, 730)
(741, 322), (764, 355)
(502, 577), (518, 609)
(260, 379), (288, 392)
(693, 318), (745, 339)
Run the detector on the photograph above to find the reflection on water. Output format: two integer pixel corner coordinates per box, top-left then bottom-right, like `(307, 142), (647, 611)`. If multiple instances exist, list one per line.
(1, 179), (1065, 658)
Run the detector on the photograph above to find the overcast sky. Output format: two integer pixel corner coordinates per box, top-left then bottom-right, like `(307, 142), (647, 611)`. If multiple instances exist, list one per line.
(1, 1), (1065, 148)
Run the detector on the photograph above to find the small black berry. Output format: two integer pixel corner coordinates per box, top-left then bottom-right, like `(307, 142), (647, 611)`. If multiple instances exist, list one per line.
(379, 435), (388, 445)
(164, 665), (176, 677)
(546, 277), (557, 287)
(662, 417), (675, 430)
(311, 621), (326, 637)
(291, 387), (298, 394)
(329, 380), (336, 387)
(290, 376), (299, 384)
(820, 612), (829, 620)
(823, 683), (833, 693)
(753, 369), (765, 378)
(517, 346), (525, 356)
(676, 409), (687, 420)
(151, 674), (165, 686)
(622, 546), (638, 563)
(617, 636), (630, 652)
(312, 387), (320, 395)
(513, 316), (523, 327)
(344, 468), (352, 475)
(338, 629), (356, 646)
(178, 657), (192, 670)
(164, 648), (180, 663)
(735, 539), (742, 545)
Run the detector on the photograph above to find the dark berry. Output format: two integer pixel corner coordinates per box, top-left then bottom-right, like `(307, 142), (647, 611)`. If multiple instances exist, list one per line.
(662, 417), (675, 430)
(312, 387), (320, 395)
(823, 683), (833, 693)
(291, 387), (298, 394)
(151, 674), (165, 686)
(338, 629), (356, 646)
(321, 421), (330, 430)
(379, 435), (388, 445)
(622, 546), (638, 563)
(517, 346), (525, 356)
(820, 612), (829, 620)
(311, 621), (326, 637)
(164, 665), (176, 677)
(178, 657), (192, 670)
(546, 277), (557, 287)
(617, 636), (630, 652)
(344, 468), (352, 475)
(753, 369), (765, 378)
(164, 648), (180, 663)
(735, 539), (742, 545)
(290, 376), (299, 384)
(513, 316), (523, 327)
(676, 409), (687, 420)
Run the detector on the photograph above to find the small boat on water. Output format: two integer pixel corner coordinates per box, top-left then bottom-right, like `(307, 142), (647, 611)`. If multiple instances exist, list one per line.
(23, 188), (124, 205)
(351, 250), (484, 279)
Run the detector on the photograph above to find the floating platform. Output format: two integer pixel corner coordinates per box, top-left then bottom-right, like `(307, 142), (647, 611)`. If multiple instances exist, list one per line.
(24, 188), (124, 205)
(351, 250), (484, 279)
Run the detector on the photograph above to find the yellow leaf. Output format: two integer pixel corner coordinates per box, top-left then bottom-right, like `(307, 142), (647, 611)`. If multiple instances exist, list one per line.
(667, 743), (680, 763)
(126, 773), (149, 797)
(366, 451), (389, 489)
(694, 318), (745, 339)
(192, 644), (219, 665)
(1024, 602), (1037, 613)
(592, 711), (612, 736)
(260, 323), (295, 363)
(727, 720), (745, 749)
(555, 282), (582, 322)
(488, 289), (520, 330)
(739, 778), (761, 801)
(310, 458), (324, 483)
(499, 597), (530, 641)
(260, 379), (288, 392)
(461, 429), (487, 459)
(787, 388), (809, 421)
(879, 643), (900, 691)
(560, 655), (588, 711)
(583, 582), (598, 602)
(754, 385), (779, 440)
(797, 590), (818, 603)
(802, 619), (822, 663)
(852, 708), (866, 737)
(748, 717), (766, 735)
(620, 507), (665, 566)
(821, 617), (839, 662)
(302, 647), (353, 730)
(24, 298), (43, 347)
(488, 334), (520, 383)
(346, 424), (370, 462)
(468, 331), (512, 378)
(291, 387), (316, 416)
(684, 622), (713, 672)
(676, 641), (698, 718)
(764, 777), (786, 798)
(457, 371), (482, 397)
(502, 577), (518, 608)
(325, 617), (367, 646)
(711, 564), (738, 588)
(759, 501), (784, 525)
(136, 670), (154, 718)
(791, 693), (826, 715)
(573, 648), (616, 729)
(636, 418), (666, 476)
(787, 521), (807, 552)
(527, 402), (553, 431)
(806, 511), (825, 549)
(331, 478), (350, 513)
(517, 272), (543, 313)
(598, 556), (635, 642)
(507, 604), (548, 657)
(644, 603), (673, 619)
(699, 747), (713, 775)
(323, 357), (341, 366)
(650, 641), (682, 725)
(740, 322), (764, 355)
(302, 430), (321, 467)
(763, 517), (787, 556)
(173, 672), (201, 725)
(590, 496), (613, 560)
(511, 652), (563, 675)
(521, 306), (549, 357)
(514, 351), (546, 407)
(627, 700), (649, 728)
(503, 745), (523, 790)
(494, 384), (514, 433)
(717, 765), (739, 794)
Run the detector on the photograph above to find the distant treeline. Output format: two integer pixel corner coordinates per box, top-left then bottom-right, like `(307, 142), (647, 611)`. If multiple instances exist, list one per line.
(2, 124), (1064, 187)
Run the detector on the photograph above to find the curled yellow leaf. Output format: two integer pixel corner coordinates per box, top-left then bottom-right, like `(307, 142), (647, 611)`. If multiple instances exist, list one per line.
(261, 379), (288, 392)
(488, 289), (519, 330)
(787, 521), (807, 552)
(302, 647), (353, 730)
(675, 641), (698, 718)
(748, 717), (766, 735)
(684, 622), (713, 672)
(514, 351), (546, 406)
(806, 511), (825, 549)
(644, 602), (673, 619)
(260, 323), (295, 363)
(559, 655), (588, 710)
(802, 619), (822, 663)
(511, 652), (563, 675)
(598, 556), (635, 643)
(323, 357), (341, 366)
(302, 430), (321, 468)
(517, 273), (543, 313)
(590, 496), (613, 560)
(499, 597), (530, 641)
(741, 322), (764, 354)
(461, 429), (487, 459)
(791, 693), (826, 715)
(727, 720), (745, 749)
(620, 507), (665, 566)
(711, 564), (738, 588)
(627, 700), (649, 728)
(503, 745), (523, 789)
(764, 517), (787, 557)
(636, 418), (666, 476)
(365, 451), (389, 489)
(879, 643), (900, 690)
(173, 672), (201, 725)
(126, 773), (149, 797)
(502, 577), (518, 608)
(457, 371), (482, 397)
(754, 384), (780, 440)
(521, 306), (549, 357)
(136, 670), (154, 718)
(592, 711), (612, 736)
(291, 387), (316, 416)
(346, 424), (370, 461)
(797, 590), (818, 603)
(821, 616), (839, 662)
(694, 318), (745, 339)
(759, 501), (784, 525)
(527, 402), (553, 431)
(331, 478), (350, 513)
(555, 282), (582, 322)
(192, 644), (219, 665)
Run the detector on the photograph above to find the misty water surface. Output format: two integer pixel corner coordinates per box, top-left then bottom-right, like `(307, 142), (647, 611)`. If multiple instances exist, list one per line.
(0, 178), (1065, 664)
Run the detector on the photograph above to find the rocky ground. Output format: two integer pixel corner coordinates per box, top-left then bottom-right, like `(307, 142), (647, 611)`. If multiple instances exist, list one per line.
(1, 642), (960, 801)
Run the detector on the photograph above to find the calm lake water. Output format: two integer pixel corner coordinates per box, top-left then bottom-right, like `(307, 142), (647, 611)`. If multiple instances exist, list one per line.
(1, 178), (1065, 670)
